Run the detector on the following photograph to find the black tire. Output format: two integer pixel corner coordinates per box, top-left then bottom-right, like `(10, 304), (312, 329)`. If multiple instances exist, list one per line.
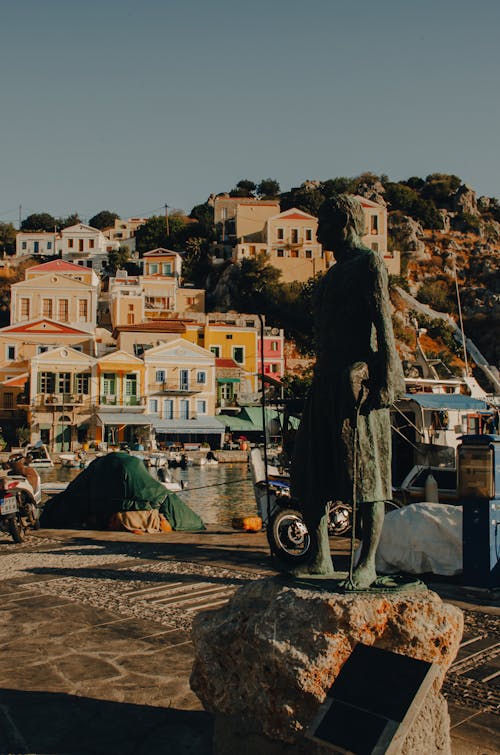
(268, 508), (311, 563)
(8, 516), (25, 543)
(327, 501), (352, 537)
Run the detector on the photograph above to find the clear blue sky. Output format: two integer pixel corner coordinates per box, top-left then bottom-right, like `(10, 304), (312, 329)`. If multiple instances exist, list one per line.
(1, 0), (499, 224)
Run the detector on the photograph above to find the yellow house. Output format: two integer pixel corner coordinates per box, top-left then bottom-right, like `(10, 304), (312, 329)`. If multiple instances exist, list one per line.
(94, 350), (149, 446)
(201, 323), (258, 395)
(141, 248), (182, 278)
(213, 197), (280, 261)
(243, 207), (326, 283)
(213, 197), (279, 236)
(96, 350), (146, 408)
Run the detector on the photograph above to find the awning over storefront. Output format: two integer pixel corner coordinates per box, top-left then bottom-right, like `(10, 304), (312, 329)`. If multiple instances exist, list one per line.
(402, 394), (488, 411)
(153, 417), (225, 435)
(96, 413), (156, 426)
(215, 406), (287, 433)
(214, 415), (255, 433)
(216, 377), (240, 383)
(2, 373), (28, 388)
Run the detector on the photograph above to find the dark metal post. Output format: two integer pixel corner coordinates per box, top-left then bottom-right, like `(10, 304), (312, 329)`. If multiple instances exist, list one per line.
(257, 313), (271, 524)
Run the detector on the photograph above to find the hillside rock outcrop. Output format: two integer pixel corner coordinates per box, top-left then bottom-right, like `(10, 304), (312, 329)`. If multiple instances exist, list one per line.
(388, 213), (427, 258)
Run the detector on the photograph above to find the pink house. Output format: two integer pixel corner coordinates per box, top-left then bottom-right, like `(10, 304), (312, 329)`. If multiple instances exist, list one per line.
(258, 327), (285, 382)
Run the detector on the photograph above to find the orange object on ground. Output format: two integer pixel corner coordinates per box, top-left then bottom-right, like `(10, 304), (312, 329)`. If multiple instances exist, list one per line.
(232, 516), (262, 532)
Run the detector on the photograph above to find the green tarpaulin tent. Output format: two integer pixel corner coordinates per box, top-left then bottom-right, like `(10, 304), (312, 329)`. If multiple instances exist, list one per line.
(41, 452), (205, 531)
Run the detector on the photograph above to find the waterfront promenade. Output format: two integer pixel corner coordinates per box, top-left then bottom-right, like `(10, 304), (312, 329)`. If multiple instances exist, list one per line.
(0, 527), (498, 754)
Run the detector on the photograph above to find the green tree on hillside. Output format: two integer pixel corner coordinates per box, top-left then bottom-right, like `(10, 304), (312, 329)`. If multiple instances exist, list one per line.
(105, 246), (131, 275)
(0, 223), (16, 255)
(280, 187), (324, 216)
(321, 177), (357, 197)
(229, 179), (256, 197)
(257, 178), (280, 199)
(189, 202), (214, 235)
(422, 173), (461, 207)
(135, 216), (169, 253)
(58, 213), (80, 229)
(228, 255), (282, 313)
(182, 236), (214, 288)
(89, 210), (120, 230)
(20, 213), (57, 232)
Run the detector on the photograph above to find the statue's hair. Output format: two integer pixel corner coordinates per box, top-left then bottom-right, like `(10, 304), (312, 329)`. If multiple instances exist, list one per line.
(318, 194), (365, 238)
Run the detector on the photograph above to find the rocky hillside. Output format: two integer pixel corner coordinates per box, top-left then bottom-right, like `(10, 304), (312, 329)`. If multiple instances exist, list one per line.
(381, 181), (499, 385)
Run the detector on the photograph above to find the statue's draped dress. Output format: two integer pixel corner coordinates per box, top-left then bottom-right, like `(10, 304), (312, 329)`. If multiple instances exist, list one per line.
(291, 248), (402, 530)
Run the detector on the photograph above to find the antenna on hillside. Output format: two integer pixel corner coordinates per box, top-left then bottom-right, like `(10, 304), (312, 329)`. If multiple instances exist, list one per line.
(453, 254), (470, 377)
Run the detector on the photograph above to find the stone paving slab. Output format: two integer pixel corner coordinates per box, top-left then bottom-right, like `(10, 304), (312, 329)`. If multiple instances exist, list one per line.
(0, 527), (498, 754)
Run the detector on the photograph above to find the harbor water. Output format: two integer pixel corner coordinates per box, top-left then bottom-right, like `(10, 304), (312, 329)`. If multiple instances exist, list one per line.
(38, 461), (257, 528)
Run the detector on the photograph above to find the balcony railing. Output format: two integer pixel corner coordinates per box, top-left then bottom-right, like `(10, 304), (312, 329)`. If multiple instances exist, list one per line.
(148, 381), (202, 395)
(99, 395), (144, 407)
(34, 393), (92, 407)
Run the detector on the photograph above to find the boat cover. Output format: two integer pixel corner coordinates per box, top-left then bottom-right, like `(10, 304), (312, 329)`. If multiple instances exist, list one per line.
(375, 502), (462, 576)
(40, 452), (205, 531)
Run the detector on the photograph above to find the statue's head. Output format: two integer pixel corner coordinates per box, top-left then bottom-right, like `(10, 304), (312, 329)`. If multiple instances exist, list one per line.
(317, 194), (365, 255)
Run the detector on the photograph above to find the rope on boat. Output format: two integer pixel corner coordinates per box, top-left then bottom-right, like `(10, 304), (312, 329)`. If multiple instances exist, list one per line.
(179, 477), (253, 492)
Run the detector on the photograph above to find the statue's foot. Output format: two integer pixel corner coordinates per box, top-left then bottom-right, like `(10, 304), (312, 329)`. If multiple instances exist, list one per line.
(340, 562), (377, 591)
(288, 556), (335, 578)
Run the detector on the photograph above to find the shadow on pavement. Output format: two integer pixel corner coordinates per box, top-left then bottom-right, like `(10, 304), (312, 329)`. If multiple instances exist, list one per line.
(27, 565), (257, 586)
(0, 688), (213, 755)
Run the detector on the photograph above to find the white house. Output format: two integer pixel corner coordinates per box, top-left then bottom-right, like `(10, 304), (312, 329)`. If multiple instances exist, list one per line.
(15, 232), (57, 258)
(56, 224), (119, 271)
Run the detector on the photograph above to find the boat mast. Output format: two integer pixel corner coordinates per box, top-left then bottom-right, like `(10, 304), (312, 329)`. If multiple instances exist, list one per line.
(453, 255), (470, 378)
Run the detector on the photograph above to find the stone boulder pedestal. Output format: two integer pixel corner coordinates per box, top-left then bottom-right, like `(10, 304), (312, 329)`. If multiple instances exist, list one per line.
(190, 578), (463, 755)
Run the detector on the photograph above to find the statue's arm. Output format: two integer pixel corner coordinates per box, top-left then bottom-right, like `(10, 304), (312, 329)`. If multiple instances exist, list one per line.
(368, 254), (405, 408)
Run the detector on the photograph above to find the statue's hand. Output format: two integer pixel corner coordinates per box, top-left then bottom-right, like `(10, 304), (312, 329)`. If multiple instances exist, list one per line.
(347, 362), (370, 407)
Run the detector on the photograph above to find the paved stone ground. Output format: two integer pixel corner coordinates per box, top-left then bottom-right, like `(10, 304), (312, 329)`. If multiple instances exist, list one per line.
(0, 527), (498, 754)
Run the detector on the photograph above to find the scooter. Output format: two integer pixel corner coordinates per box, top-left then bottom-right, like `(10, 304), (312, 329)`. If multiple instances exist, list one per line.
(0, 455), (43, 543)
(250, 448), (353, 564)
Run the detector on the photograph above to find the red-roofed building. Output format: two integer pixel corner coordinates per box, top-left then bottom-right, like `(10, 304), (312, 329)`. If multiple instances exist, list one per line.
(0, 319), (97, 362)
(234, 198), (399, 279)
(11, 270), (99, 330)
(25, 259), (100, 287)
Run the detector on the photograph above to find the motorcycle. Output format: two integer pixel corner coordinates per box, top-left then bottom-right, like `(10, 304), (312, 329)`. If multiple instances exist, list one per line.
(0, 455), (43, 544)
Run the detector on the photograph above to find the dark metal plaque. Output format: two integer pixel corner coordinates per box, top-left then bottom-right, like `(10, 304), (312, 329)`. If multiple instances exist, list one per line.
(306, 643), (439, 754)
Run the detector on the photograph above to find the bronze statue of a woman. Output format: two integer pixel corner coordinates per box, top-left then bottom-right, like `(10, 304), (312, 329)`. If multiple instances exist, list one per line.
(290, 194), (404, 589)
